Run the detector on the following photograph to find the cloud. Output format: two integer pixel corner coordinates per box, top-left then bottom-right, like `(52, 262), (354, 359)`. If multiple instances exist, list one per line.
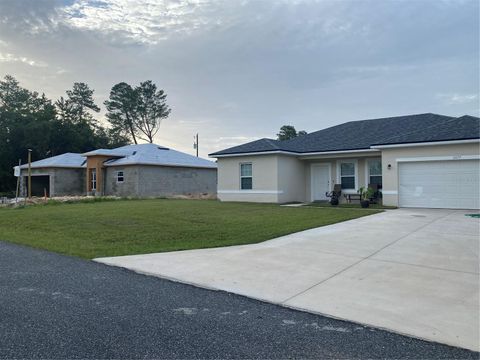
(437, 93), (479, 105)
(58, 0), (218, 45)
(0, 0), (477, 158)
(0, 52), (48, 67)
(0, 0), (60, 35)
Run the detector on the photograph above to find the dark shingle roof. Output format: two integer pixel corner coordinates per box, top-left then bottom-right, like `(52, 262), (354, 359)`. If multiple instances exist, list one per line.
(210, 113), (480, 156)
(215, 138), (282, 154)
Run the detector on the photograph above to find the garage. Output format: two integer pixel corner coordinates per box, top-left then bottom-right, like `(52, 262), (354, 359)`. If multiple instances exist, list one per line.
(25, 175), (50, 197)
(398, 159), (480, 209)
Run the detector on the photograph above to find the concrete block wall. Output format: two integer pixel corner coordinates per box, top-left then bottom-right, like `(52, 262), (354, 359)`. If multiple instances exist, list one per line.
(105, 165), (217, 197)
(19, 167), (85, 197)
(19, 168), (51, 197)
(104, 166), (139, 197)
(52, 168), (85, 196)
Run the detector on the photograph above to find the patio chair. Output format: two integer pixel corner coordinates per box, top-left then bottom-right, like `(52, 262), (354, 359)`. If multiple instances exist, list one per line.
(326, 184), (342, 202)
(368, 183), (380, 204)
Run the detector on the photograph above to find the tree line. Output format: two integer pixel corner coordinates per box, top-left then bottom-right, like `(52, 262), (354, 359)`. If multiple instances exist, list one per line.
(0, 75), (171, 195)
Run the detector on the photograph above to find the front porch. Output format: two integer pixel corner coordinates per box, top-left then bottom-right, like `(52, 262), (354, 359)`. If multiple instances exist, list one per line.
(301, 152), (383, 204)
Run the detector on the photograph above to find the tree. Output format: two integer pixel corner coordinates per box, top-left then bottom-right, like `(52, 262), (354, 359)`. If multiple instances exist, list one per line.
(0, 76), (58, 194)
(105, 80), (171, 144)
(57, 82), (100, 125)
(55, 96), (75, 124)
(277, 125), (297, 140)
(104, 82), (139, 144)
(134, 80), (171, 143)
(277, 125), (307, 141)
(66, 82), (100, 113)
(0, 75), (129, 194)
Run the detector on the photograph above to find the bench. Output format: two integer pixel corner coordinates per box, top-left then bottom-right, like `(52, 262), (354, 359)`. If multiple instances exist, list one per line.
(344, 193), (361, 203)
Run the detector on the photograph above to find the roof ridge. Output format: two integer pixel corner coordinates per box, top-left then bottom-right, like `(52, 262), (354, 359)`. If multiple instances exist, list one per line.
(296, 113), (454, 139)
(348, 112), (451, 123)
(457, 114), (480, 120)
(371, 116), (468, 145)
(263, 138), (281, 148)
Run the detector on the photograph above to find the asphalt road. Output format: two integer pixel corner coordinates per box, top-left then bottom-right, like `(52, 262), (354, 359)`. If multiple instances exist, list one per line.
(0, 241), (477, 359)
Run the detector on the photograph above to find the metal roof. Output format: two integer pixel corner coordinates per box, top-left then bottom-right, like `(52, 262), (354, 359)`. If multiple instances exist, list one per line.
(81, 149), (132, 157)
(15, 144), (216, 172)
(104, 144), (217, 168)
(17, 153), (86, 170)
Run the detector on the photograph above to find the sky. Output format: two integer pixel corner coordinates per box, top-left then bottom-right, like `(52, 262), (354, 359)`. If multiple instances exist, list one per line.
(0, 0), (478, 158)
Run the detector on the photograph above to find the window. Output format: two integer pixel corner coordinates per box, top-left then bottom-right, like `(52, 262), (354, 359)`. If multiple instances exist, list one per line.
(368, 159), (382, 188)
(91, 169), (96, 191)
(240, 163), (252, 190)
(117, 171), (124, 183)
(340, 162), (355, 189)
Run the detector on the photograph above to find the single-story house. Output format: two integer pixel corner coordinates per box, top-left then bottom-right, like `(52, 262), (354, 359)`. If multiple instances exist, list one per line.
(15, 143), (217, 198)
(209, 113), (480, 209)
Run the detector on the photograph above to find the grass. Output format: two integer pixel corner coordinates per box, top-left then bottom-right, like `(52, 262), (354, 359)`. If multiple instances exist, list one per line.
(0, 199), (380, 259)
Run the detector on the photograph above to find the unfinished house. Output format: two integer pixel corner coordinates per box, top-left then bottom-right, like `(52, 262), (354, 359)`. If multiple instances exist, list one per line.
(15, 144), (217, 198)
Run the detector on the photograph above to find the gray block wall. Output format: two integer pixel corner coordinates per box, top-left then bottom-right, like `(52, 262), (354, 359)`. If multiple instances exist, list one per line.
(104, 166), (139, 197)
(52, 168), (86, 196)
(19, 165), (217, 198)
(104, 165), (217, 197)
(19, 167), (86, 197)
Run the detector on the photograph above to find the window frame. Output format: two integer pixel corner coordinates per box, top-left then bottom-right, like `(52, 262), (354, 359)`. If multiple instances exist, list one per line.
(366, 158), (382, 188)
(337, 159), (358, 193)
(239, 163), (253, 190)
(91, 169), (97, 191)
(116, 170), (124, 184)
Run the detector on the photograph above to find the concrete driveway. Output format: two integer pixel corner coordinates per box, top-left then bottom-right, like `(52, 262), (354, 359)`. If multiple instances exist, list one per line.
(96, 208), (480, 351)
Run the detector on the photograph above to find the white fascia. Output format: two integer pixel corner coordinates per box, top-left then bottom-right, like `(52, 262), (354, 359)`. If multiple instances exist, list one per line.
(370, 139), (480, 149)
(211, 139), (479, 158)
(210, 150), (296, 158)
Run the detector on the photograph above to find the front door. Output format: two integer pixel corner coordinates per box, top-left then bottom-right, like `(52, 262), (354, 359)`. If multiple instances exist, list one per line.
(311, 164), (331, 201)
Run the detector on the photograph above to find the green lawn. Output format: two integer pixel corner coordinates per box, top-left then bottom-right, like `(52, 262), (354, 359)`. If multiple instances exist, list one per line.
(0, 199), (380, 259)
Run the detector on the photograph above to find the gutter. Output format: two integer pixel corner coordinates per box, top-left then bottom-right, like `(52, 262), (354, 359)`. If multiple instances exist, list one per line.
(370, 139), (480, 149)
(210, 148), (380, 158)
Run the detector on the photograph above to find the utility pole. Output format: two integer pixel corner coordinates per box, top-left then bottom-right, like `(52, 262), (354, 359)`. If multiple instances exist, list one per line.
(15, 159), (21, 203)
(27, 149), (32, 199)
(193, 133), (199, 157)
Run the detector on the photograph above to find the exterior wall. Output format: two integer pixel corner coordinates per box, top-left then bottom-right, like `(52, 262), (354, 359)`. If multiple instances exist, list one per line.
(52, 168), (85, 196)
(277, 155), (307, 203)
(104, 166), (139, 197)
(217, 155), (280, 202)
(86, 155), (120, 195)
(381, 143), (480, 206)
(19, 168), (52, 197)
(304, 157), (378, 203)
(105, 165), (217, 198)
(216, 153), (382, 203)
(19, 167), (85, 197)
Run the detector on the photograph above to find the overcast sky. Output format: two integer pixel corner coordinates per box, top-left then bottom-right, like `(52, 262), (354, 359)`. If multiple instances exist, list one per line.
(0, 0), (478, 158)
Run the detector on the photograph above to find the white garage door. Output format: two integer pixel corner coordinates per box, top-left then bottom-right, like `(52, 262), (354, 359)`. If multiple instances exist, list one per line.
(399, 159), (480, 209)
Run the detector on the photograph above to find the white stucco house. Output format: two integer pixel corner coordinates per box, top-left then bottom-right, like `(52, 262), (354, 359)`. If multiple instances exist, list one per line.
(209, 113), (480, 209)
